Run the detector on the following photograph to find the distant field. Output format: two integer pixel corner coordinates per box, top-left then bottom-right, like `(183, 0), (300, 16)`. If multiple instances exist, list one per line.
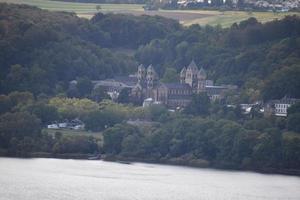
(1, 0), (299, 27)
(0, 0), (143, 13)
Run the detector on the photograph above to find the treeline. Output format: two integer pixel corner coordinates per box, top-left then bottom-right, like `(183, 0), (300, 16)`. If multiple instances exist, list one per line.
(0, 91), (168, 157)
(101, 94), (300, 172)
(0, 4), (180, 95)
(136, 16), (300, 101)
(1, 4), (300, 102)
(0, 91), (102, 156)
(1, 90), (300, 173)
(102, 117), (300, 172)
(1, 4), (300, 174)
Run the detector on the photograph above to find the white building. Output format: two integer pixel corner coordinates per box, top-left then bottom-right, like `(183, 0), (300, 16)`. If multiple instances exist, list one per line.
(265, 97), (300, 117)
(143, 98), (154, 107)
(47, 124), (59, 129)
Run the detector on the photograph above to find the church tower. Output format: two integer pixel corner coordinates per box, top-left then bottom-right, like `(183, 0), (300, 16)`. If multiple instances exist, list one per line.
(180, 67), (186, 84)
(185, 60), (199, 91)
(146, 64), (158, 89)
(137, 64), (146, 85)
(197, 67), (207, 93)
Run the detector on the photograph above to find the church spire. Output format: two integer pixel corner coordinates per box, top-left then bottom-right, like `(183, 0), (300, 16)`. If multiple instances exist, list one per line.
(180, 67), (186, 84)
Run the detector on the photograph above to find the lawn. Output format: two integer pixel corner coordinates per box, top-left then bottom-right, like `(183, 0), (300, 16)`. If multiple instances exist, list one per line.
(1, 0), (299, 27)
(44, 128), (103, 140)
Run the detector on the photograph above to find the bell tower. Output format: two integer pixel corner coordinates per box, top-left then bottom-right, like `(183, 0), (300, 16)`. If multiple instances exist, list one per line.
(180, 67), (186, 84)
(185, 60), (199, 90)
(137, 64), (146, 85)
(197, 67), (207, 93)
(146, 65), (158, 89)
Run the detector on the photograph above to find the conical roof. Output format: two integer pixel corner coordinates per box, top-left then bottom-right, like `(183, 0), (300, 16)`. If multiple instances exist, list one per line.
(187, 60), (198, 71)
(198, 67), (207, 77)
(147, 64), (154, 71)
(138, 64), (145, 70)
(180, 67), (187, 74)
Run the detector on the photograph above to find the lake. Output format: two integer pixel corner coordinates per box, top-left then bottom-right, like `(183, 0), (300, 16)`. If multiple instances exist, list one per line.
(0, 157), (300, 200)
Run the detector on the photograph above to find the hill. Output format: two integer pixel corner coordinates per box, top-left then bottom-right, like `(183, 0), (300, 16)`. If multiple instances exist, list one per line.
(0, 4), (300, 174)
(0, 3), (180, 95)
(0, 0), (299, 27)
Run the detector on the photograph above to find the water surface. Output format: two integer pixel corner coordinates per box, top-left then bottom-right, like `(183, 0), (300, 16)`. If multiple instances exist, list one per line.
(0, 158), (300, 200)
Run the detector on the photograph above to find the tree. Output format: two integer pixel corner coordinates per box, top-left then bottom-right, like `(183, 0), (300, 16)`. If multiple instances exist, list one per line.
(26, 103), (59, 125)
(0, 95), (12, 114)
(263, 65), (300, 100)
(162, 68), (179, 83)
(288, 102), (300, 116)
(148, 104), (169, 121)
(0, 112), (41, 150)
(103, 124), (139, 154)
(84, 109), (124, 132)
(52, 135), (99, 154)
(8, 91), (34, 108)
(76, 77), (93, 97)
(103, 124), (126, 154)
(96, 5), (102, 12)
(91, 86), (109, 102)
(117, 88), (130, 104)
(49, 97), (99, 119)
(3, 64), (29, 92)
(287, 113), (300, 133)
(184, 93), (210, 116)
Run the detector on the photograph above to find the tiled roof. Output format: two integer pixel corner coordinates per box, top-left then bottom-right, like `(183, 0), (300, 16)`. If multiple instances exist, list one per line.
(198, 67), (206, 77)
(161, 83), (192, 90)
(269, 97), (300, 104)
(187, 60), (198, 71)
(168, 95), (192, 100)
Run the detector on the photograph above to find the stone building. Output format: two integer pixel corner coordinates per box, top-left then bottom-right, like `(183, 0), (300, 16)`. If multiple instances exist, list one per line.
(180, 60), (207, 93)
(78, 61), (237, 108)
(131, 64), (159, 103)
(133, 60), (237, 108)
(154, 83), (193, 108)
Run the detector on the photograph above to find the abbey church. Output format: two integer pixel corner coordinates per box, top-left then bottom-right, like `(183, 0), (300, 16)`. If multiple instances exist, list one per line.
(132, 60), (236, 108)
(86, 60), (237, 108)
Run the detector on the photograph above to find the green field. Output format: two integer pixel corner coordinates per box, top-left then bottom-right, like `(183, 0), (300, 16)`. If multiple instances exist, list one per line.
(44, 128), (103, 140)
(1, 0), (299, 27)
(0, 0), (143, 13)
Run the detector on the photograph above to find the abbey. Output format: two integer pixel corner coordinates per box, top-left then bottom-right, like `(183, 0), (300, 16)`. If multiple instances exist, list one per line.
(84, 60), (237, 108)
(132, 61), (237, 108)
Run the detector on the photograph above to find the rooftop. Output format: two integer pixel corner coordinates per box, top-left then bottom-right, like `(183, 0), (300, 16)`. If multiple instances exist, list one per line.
(162, 83), (192, 90)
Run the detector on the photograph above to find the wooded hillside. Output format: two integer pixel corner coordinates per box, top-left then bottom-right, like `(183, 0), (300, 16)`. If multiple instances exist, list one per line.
(1, 3), (299, 102)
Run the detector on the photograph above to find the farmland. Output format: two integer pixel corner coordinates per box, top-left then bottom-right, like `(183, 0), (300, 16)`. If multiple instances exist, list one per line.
(1, 0), (299, 27)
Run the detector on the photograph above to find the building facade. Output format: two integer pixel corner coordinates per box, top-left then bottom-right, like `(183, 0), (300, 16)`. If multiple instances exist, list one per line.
(132, 61), (237, 108)
(264, 97), (300, 117)
(74, 61), (237, 108)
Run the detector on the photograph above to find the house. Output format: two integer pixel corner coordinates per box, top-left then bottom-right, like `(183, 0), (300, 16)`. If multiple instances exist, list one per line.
(58, 123), (68, 128)
(47, 119), (85, 130)
(264, 97), (300, 117)
(47, 124), (59, 129)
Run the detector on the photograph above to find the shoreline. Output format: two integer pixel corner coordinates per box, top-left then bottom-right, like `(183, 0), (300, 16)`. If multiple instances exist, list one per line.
(102, 155), (300, 177)
(1, 153), (300, 177)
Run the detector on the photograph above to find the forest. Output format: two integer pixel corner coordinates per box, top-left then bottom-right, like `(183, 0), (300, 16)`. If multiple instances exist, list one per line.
(0, 3), (300, 174)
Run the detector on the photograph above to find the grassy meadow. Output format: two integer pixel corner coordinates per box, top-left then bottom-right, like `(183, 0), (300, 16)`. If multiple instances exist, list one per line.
(1, 0), (299, 27)
(45, 128), (103, 140)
